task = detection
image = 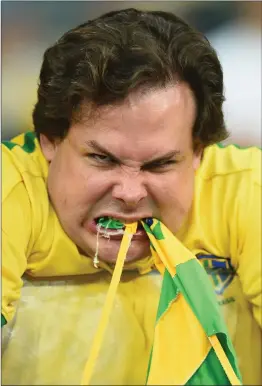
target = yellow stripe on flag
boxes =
[81,223,137,385]
[147,293,211,385]
[209,335,241,386]
[143,219,196,273]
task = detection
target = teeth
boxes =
[100,229,125,237]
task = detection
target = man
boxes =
[2,8,261,385]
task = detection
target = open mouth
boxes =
[94,216,144,232]
[88,216,149,244]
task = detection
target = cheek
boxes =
[148,166,195,210]
[48,156,114,210]
[47,155,87,211]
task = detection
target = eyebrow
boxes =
[85,140,122,163]
[85,140,183,166]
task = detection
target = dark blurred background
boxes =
[2,1,261,146]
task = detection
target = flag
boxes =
[142,218,242,385]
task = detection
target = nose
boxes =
[112,172,147,208]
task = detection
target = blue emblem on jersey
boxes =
[197,254,236,295]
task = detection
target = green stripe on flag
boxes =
[186,343,228,385]
[187,332,242,384]
[173,259,241,381]
[156,268,179,322]
[145,346,153,383]
[146,269,179,383]
[174,259,229,335]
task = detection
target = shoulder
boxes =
[198,143,261,185]
[193,143,261,257]
[2,131,49,202]
[196,143,261,212]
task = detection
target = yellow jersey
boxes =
[1,132,261,384]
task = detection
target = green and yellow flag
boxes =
[81,219,242,385]
[143,218,242,385]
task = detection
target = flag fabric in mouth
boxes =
[142,218,242,385]
[81,219,242,385]
[97,217,125,229]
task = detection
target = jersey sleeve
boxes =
[2,146,32,324]
[234,149,262,327]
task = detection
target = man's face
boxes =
[41,84,201,264]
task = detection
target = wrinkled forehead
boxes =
[70,84,196,158]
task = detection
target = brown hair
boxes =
[33,8,228,147]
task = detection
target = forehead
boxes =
[70,83,196,156]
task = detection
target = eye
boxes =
[157,160,177,167]
[142,159,177,171]
[87,153,116,164]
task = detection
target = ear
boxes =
[39,134,58,162]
